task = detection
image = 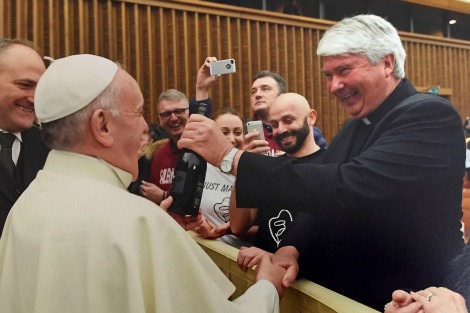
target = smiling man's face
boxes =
[322,53,394,119]
[0,44,45,132]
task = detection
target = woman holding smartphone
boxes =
[192,107,261,248]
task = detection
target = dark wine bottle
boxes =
[168,103,209,216]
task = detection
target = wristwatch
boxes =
[220,147,239,174]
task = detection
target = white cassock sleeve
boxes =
[232,280,279,313]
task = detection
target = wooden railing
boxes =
[2,0,470,141]
[191,232,380,313]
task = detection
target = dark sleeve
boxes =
[236,97,465,217]
[189,98,212,115]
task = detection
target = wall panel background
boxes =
[2,0,470,141]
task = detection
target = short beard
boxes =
[274,117,310,154]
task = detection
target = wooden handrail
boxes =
[191,232,380,313]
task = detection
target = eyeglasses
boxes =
[158,107,189,119]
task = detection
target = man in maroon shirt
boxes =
[141,57,218,205]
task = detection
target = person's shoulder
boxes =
[400,93,456,112]
[146,138,169,160]
[89,192,185,245]
[21,125,50,153]
[21,125,42,139]
[110,191,171,220]
[151,139,172,158]
[389,93,460,125]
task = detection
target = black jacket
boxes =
[0,126,49,234]
[235,80,465,310]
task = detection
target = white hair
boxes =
[317,14,406,79]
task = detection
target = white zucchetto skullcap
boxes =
[35,54,118,123]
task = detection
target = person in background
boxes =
[232,93,324,269]
[141,57,218,205]
[461,139,470,243]
[140,88,189,204]
[0,53,286,313]
[193,107,255,248]
[0,38,49,235]
[282,0,302,15]
[463,116,470,138]
[176,14,465,310]
[148,122,169,141]
[249,70,327,155]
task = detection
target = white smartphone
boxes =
[246,120,265,140]
[209,59,236,76]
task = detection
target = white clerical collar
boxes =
[362,117,371,125]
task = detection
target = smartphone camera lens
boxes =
[226,64,231,69]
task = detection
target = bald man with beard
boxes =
[232,93,325,267]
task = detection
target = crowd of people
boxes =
[0,13,469,313]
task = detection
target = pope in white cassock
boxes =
[0,54,283,313]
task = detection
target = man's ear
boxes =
[90,109,114,147]
[308,109,317,126]
[383,54,395,77]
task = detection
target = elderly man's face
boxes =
[322,54,394,119]
[0,45,45,132]
[110,70,148,180]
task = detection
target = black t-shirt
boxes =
[255,149,324,252]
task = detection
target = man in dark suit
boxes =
[0,39,49,234]
[177,15,465,310]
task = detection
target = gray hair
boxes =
[41,71,122,149]
[317,14,406,79]
[157,89,188,108]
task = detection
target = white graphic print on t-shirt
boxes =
[213,196,230,222]
[268,209,293,247]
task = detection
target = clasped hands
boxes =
[384,287,467,313]
[236,245,301,297]
[161,196,296,297]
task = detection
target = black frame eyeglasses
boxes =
[158,107,189,119]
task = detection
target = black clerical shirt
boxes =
[235,79,465,310]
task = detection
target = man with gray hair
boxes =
[141,57,219,206]
[0,54,285,312]
[176,14,465,309]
